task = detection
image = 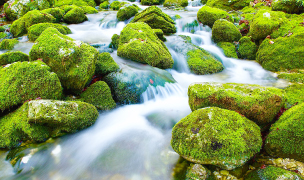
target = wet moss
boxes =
[0,51,29,66]
[197,6,233,28]
[41,8,65,22]
[284,84,304,108]
[163,0,188,8]
[110,34,120,49]
[0,39,19,50]
[81,6,98,14]
[28,23,72,41]
[217,42,238,58]
[237,36,257,60]
[117,4,139,21]
[206,0,252,11]
[63,6,87,24]
[244,166,303,180]
[212,19,242,43]
[95,52,119,75]
[272,0,304,14]
[99,1,109,9]
[153,29,166,41]
[278,71,304,83]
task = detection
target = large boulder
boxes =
[272,0,304,14]
[171,107,262,170]
[256,32,304,71]
[131,6,176,34]
[28,23,71,41]
[237,36,257,60]
[244,166,303,180]
[0,100,98,149]
[0,51,29,66]
[197,6,232,28]
[117,22,174,69]
[117,4,139,21]
[265,103,304,162]
[41,8,65,23]
[29,28,99,94]
[0,61,63,111]
[212,19,242,43]
[95,52,119,75]
[63,6,87,24]
[188,82,286,126]
[206,0,252,11]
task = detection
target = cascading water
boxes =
[0,1,289,180]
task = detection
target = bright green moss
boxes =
[272,0,304,14]
[110,1,127,10]
[284,84,304,108]
[110,34,119,49]
[54,0,96,7]
[95,52,119,75]
[212,19,242,43]
[197,6,233,28]
[0,61,63,111]
[0,32,6,39]
[265,103,304,162]
[63,7,87,24]
[80,81,116,110]
[117,4,139,21]
[131,6,176,34]
[171,107,262,170]
[117,22,174,69]
[256,32,304,71]
[237,36,257,60]
[99,1,109,9]
[244,166,303,180]
[206,0,252,11]
[81,6,98,14]
[0,39,19,50]
[153,29,166,41]
[278,71,304,83]
[41,8,65,22]
[29,28,98,94]
[0,51,29,66]
[188,82,286,125]
[217,42,238,58]
[141,0,162,5]
[28,23,71,41]
[163,0,188,8]
[60,4,79,13]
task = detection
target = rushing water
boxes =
[0,1,289,180]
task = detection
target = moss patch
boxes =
[272,0,304,14]
[99,1,109,9]
[81,6,98,14]
[63,6,87,24]
[41,8,65,23]
[163,0,188,8]
[95,52,119,75]
[212,19,242,43]
[54,0,96,7]
[117,4,139,21]
[284,84,304,108]
[153,29,166,41]
[0,39,19,50]
[28,23,71,41]
[217,42,238,58]
[237,36,257,60]
[110,34,120,49]
[244,166,303,180]
[0,51,29,66]
[206,0,252,11]
[197,5,233,28]
[278,71,304,83]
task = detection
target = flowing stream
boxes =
[0,1,289,180]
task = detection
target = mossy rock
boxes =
[256,32,304,71]
[188,82,286,126]
[41,8,65,23]
[278,70,304,83]
[99,1,109,9]
[110,1,127,10]
[0,61,63,111]
[163,0,188,8]
[95,52,119,75]
[0,39,19,50]
[29,28,98,94]
[81,6,98,14]
[103,64,176,104]
[284,84,304,108]
[117,4,139,21]
[141,0,162,5]
[28,23,71,41]
[265,103,304,162]
[110,34,120,49]
[153,29,166,41]
[80,81,116,110]
[59,4,79,13]
[117,22,174,69]
[185,164,214,180]
[54,0,96,7]
[217,42,238,58]
[197,6,233,28]
[0,99,98,149]
[248,10,287,41]
[244,165,304,179]
[10,10,55,37]
[212,19,242,43]
[63,6,87,24]
[272,0,304,14]
[131,6,176,34]
[0,51,29,66]
[171,107,262,170]
[206,0,252,11]
[237,36,257,60]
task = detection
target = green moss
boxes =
[265,103,304,161]
[212,19,242,43]
[131,6,176,34]
[244,166,303,180]
[278,71,304,83]
[153,29,166,41]
[0,26,5,32]
[0,51,29,66]
[41,8,65,23]
[117,22,174,69]
[172,158,191,180]
[99,1,109,9]
[141,0,162,5]
[185,164,214,180]
[28,23,72,41]
[217,42,238,58]
[117,4,139,21]
[95,52,119,75]
[256,32,304,71]
[63,6,87,24]
[237,36,257,60]
[80,81,116,110]
[29,28,98,94]
[284,84,304,108]
[54,0,96,7]
[272,0,304,14]
[110,1,127,10]
[0,61,63,111]
[163,0,188,8]
[0,32,6,39]
[0,39,19,50]
[188,82,286,125]
[81,6,98,14]
[171,107,262,170]
[206,0,252,11]
[110,34,120,49]
[197,6,233,28]
[60,4,79,13]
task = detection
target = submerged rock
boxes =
[171,107,262,170]
[0,51,29,66]
[244,166,303,180]
[28,23,71,41]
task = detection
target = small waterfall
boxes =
[141,83,184,102]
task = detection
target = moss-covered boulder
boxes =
[10,10,55,37]
[153,29,166,41]
[278,70,304,84]
[54,0,96,7]
[265,103,304,162]
[244,165,304,180]
[0,51,29,66]
[95,52,119,75]
[41,8,65,23]
[110,1,127,10]
[217,42,238,58]
[272,0,304,14]
[99,1,109,9]
[110,34,120,49]
[63,6,87,24]
[28,23,71,41]
[103,64,176,104]
[163,0,188,7]
[0,99,98,149]
[141,0,162,5]
[131,6,176,34]
[197,6,232,28]
[81,6,98,14]
[237,36,257,60]
[0,61,63,111]
[206,0,252,11]
[256,32,304,71]
[188,82,286,126]
[284,84,304,108]
[171,107,262,170]
[0,39,19,50]
[29,28,98,94]
[212,19,242,43]
[117,22,174,69]
[80,81,116,110]
[117,4,139,21]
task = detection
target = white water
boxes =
[0,2,288,180]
